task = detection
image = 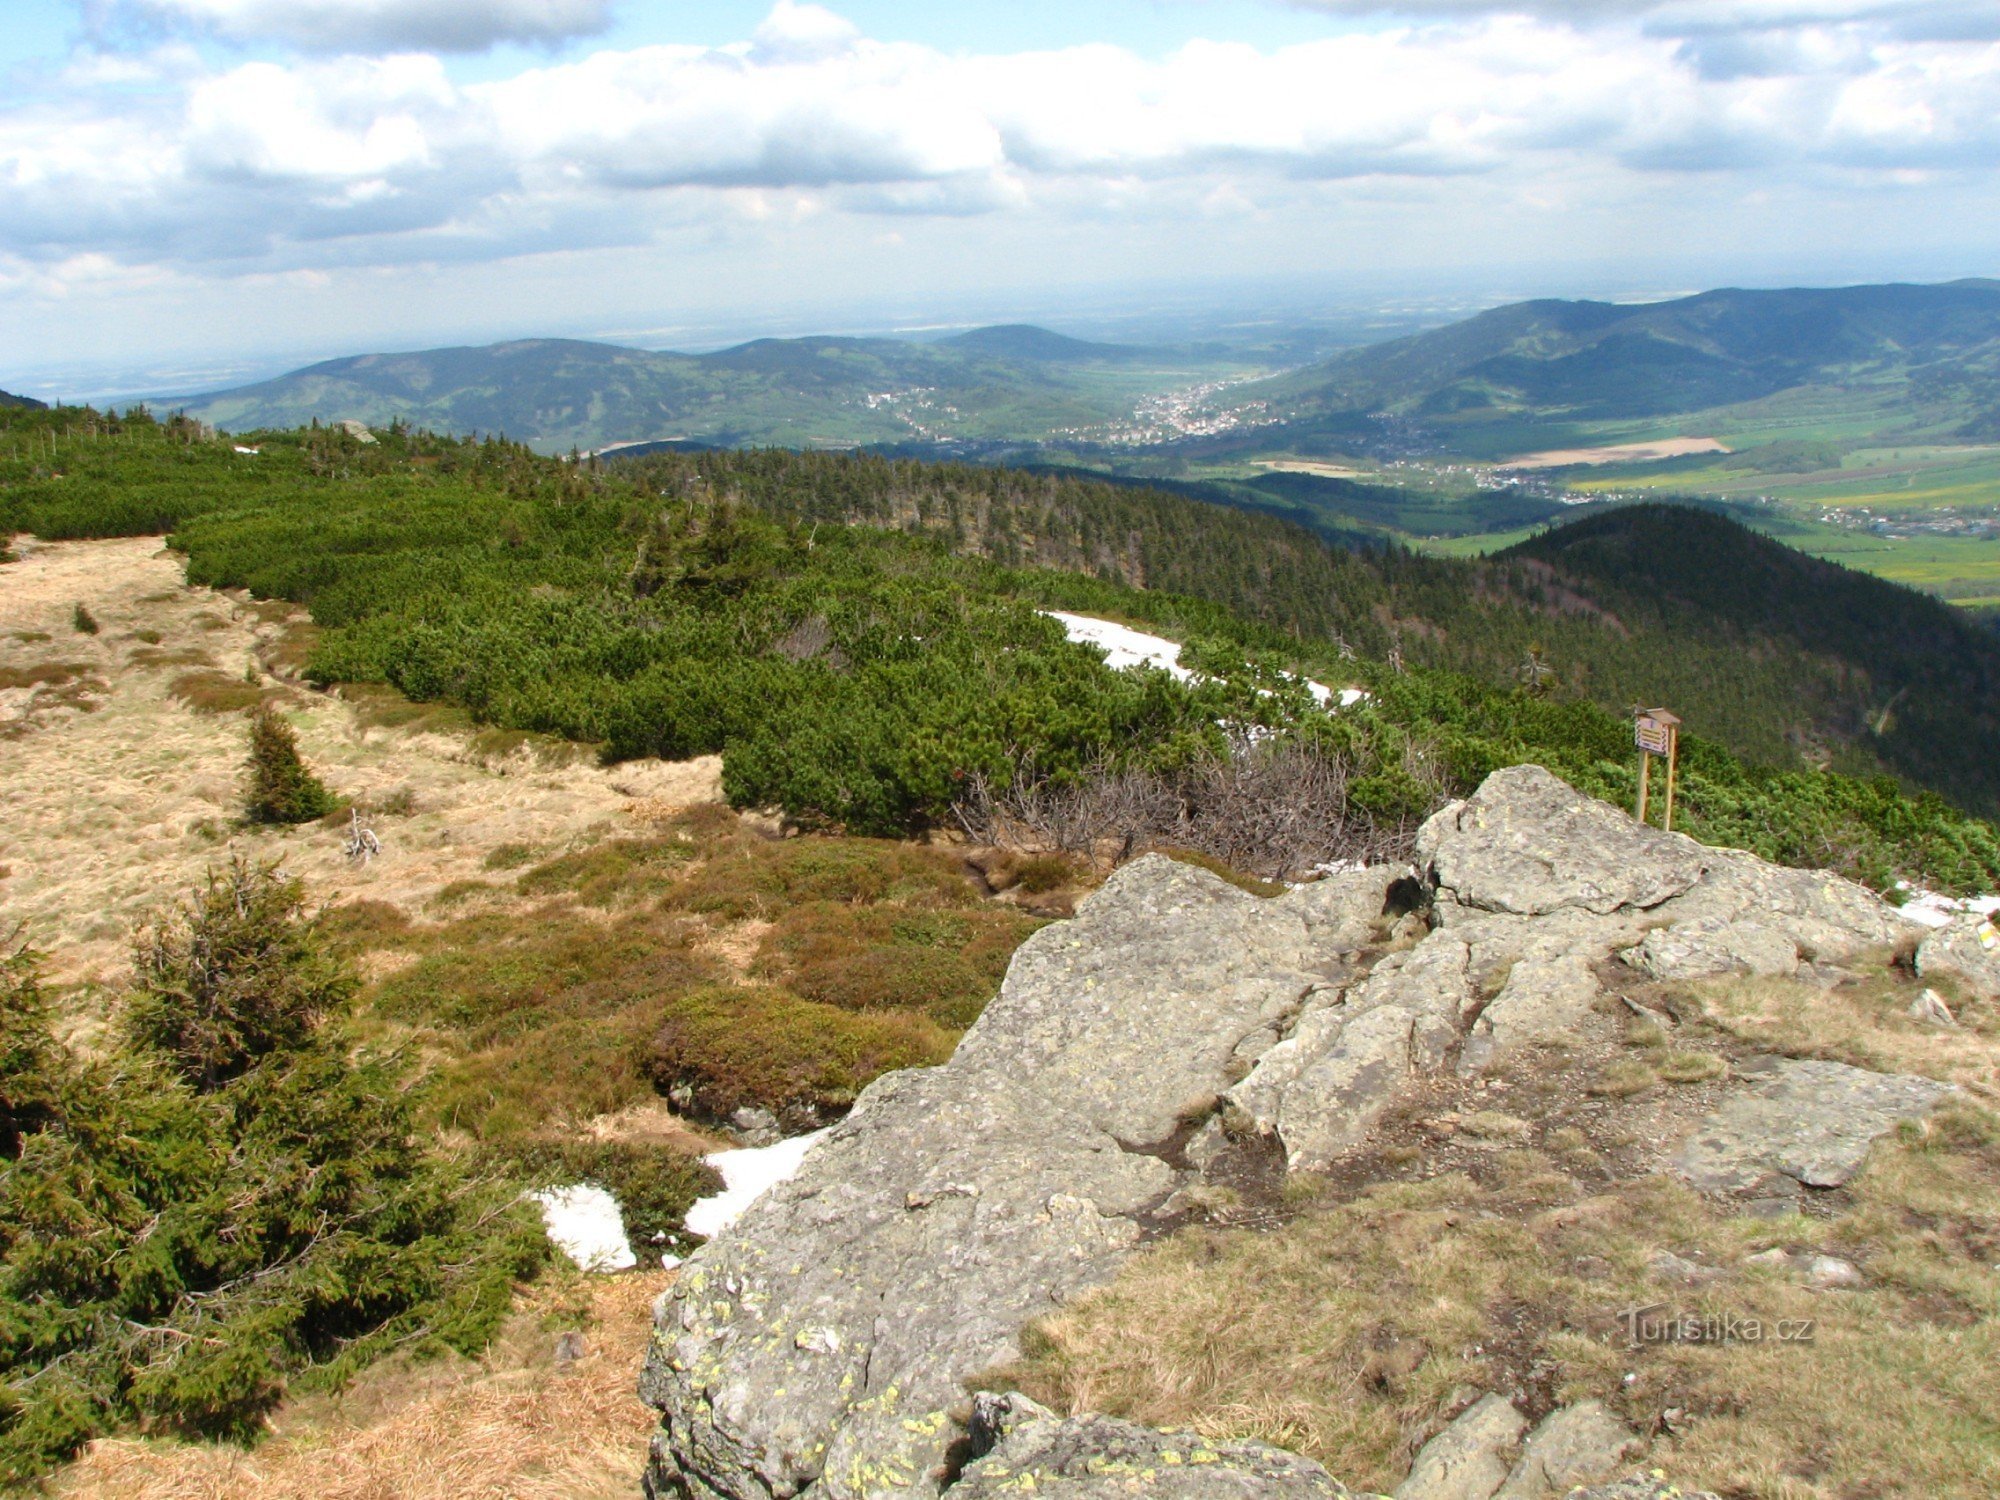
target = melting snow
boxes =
[1041,611,1365,709]
[1041,611,1194,682]
[1895,885,2000,930]
[686,1128,832,1241]
[532,1184,637,1273]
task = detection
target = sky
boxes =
[3,0,1999,398]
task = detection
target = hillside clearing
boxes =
[0,535,722,987]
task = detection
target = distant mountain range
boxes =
[1248,279,2000,427]
[0,389,46,410]
[171,326,1203,452]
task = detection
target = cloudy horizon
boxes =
[4,0,1997,398]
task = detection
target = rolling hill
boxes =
[170,328,1216,453]
[1248,279,2000,427]
[0,389,46,410]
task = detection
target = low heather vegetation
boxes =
[3,406,1995,891]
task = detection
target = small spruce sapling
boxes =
[244,705,336,824]
[125,858,355,1091]
[72,602,98,634]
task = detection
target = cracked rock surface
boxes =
[640,855,1402,1500]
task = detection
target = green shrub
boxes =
[244,706,336,824]
[125,859,356,1091]
[70,603,97,635]
[0,900,545,1486]
[646,984,954,1121]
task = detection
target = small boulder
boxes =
[1915,915,2000,1003]
[1494,1401,1642,1499]
[1394,1393,1526,1500]
[1677,1058,1956,1194]
[1908,989,1957,1028]
[955,1394,1354,1499]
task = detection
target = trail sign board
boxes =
[1635,709,1679,755]
[1633,708,1682,831]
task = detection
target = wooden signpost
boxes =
[1634,708,1681,832]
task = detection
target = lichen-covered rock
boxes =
[640,768,1942,1500]
[641,858,1400,1500]
[1417,766,1704,917]
[1676,1057,1957,1194]
[1915,913,2000,1002]
[953,1394,1355,1499]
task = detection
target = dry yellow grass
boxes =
[53,1273,673,1500]
[0,536,723,986]
[1687,969,2000,1100]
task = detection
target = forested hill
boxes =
[1503,506,2000,811]
[4,405,1998,886]
[1251,279,2000,424]
[0,389,45,410]
[168,327,1191,452]
[616,451,2000,816]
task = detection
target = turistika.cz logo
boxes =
[1615,1304,1816,1349]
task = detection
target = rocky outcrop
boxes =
[1493,1402,1642,1499]
[641,766,1929,1500]
[1675,1056,1956,1194]
[641,856,1405,1500]
[1393,1394,1525,1500]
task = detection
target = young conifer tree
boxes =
[244,705,335,824]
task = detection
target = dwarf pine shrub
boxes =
[0,884,544,1485]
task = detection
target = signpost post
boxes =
[1634,709,1681,831]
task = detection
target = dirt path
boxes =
[1,535,721,988]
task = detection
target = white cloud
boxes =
[2,2,1998,311]
[129,0,615,53]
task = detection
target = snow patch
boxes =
[1041,611,1194,682]
[1041,610,1366,710]
[532,1184,637,1273]
[686,1128,831,1240]
[1895,884,2000,930]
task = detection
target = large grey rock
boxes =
[1493,1402,1641,1499]
[953,1394,1354,1499]
[1676,1057,1957,1194]
[1393,1393,1525,1500]
[1417,766,1704,917]
[1638,848,1914,975]
[641,857,1399,1500]
[1624,916,1799,983]
[1916,914,2000,1002]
